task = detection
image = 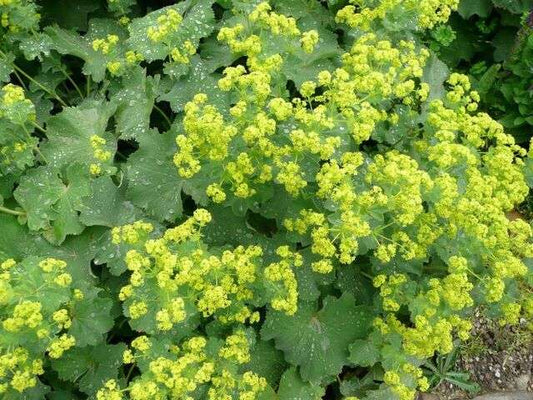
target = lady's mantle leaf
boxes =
[261,293,373,383]
[277,367,325,400]
[51,343,126,395]
[110,67,159,140]
[79,176,138,227]
[13,164,91,244]
[125,130,185,222]
[69,285,117,347]
[127,0,215,62]
[41,100,116,169]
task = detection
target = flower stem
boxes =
[0,205,25,217]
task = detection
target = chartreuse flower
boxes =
[170,4,533,398]
[0,257,82,395]
[0,0,40,34]
[98,332,266,400]
[112,210,298,333]
[0,1,530,400]
[336,0,459,31]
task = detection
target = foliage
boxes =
[427,0,533,142]
[0,0,532,400]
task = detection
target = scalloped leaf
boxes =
[261,293,373,383]
[40,100,116,169]
[125,129,185,222]
[110,67,159,139]
[51,343,126,395]
[127,0,215,62]
[69,284,117,347]
[13,164,92,243]
[277,367,325,400]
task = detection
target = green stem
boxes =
[31,121,47,135]
[125,364,135,382]
[57,64,84,99]
[153,104,172,128]
[0,205,25,217]
[12,69,28,91]
[14,64,68,107]
[22,125,48,164]
[360,271,374,280]
[0,49,69,108]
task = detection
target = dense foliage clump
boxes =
[0,0,532,399]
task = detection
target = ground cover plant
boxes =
[0,0,532,399]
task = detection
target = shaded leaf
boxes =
[262,293,373,382]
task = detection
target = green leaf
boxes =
[41,100,116,169]
[40,0,101,30]
[272,0,335,30]
[261,293,373,383]
[0,52,14,82]
[79,176,138,227]
[18,32,53,60]
[336,265,375,305]
[159,56,230,113]
[5,256,72,313]
[457,0,492,18]
[492,27,519,62]
[69,285,116,347]
[51,343,126,395]
[127,0,215,62]
[492,0,531,13]
[202,205,256,247]
[125,130,185,222]
[348,339,380,367]
[277,368,325,400]
[0,214,104,282]
[422,55,449,101]
[111,67,159,140]
[245,339,287,386]
[475,64,501,95]
[45,19,125,82]
[14,164,91,243]
[0,122,37,176]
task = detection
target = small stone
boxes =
[417,394,441,400]
[473,392,533,400]
[515,374,531,391]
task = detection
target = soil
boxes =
[433,311,532,400]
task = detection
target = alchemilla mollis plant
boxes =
[0,0,532,399]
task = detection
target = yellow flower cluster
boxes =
[300,29,319,53]
[1,83,26,105]
[102,333,267,400]
[382,364,430,400]
[92,34,119,55]
[264,246,302,315]
[248,2,300,36]
[0,0,40,33]
[175,21,437,212]
[47,333,76,358]
[335,0,459,31]
[174,93,237,178]
[113,210,298,334]
[373,273,408,312]
[90,134,112,176]
[0,348,43,394]
[96,379,123,400]
[111,220,154,244]
[0,257,80,395]
[169,40,196,64]
[147,8,182,42]
[0,83,35,123]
